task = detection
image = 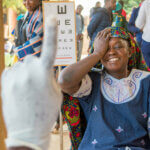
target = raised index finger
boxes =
[40,15,57,69]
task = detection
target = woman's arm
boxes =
[58,29,111,95]
[58,53,101,95]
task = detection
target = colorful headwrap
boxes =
[112,2,122,13]
[89,27,150,71]
[112,13,127,29]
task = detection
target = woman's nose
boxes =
[107,47,116,55]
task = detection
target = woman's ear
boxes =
[128,47,132,58]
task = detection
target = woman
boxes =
[89,27,149,71]
[13,0,43,61]
[59,27,150,149]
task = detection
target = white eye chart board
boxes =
[43,1,77,150]
[43,1,77,66]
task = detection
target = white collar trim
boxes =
[101,69,150,104]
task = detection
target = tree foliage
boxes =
[3,0,26,14]
[119,0,142,14]
[3,0,143,15]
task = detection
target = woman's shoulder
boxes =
[130,69,150,81]
[88,69,102,80]
[88,70,105,88]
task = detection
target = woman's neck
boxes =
[28,6,39,15]
[106,69,130,80]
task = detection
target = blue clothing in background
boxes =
[87,8,112,47]
[77,70,150,150]
[141,40,150,67]
[76,14,84,35]
[14,7,43,61]
[127,7,142,47]
[89,7,101,18]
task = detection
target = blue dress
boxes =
[77,69,150,150]
[14,7,43,61]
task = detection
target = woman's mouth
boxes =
[108,58,119,62]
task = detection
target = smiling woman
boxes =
[101,37,131,78]
[59,27,150,149]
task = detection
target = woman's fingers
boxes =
[96,28,111,40]
[96,31,102,39]
[105,33,111,40]
[102,28,111,38]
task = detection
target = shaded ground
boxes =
[49,124,71,150]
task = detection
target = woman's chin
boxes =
[105,67,123,74]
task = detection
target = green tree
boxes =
[119,0,142,14]
[3,0,26,14]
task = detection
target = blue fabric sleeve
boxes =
[148,89,150,138]
[127,8,141,34]
[87,12,103,39]
[14,19,43,60]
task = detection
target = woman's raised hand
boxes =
[93,28,111,59]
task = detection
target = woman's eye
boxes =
[114,45,123,50]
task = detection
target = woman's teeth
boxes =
[108,58,119,62]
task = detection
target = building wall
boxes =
[0,1,7,150]
[7,8,17,38]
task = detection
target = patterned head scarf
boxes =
[112,2,122,13]
[90,27,150,71]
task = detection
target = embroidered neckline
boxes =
[101,69,150,104]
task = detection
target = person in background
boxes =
[136,0,150,67]
[4,39,14,67]
[112,2,127,29]
[119,0,126,19]
[127,0,145,47]
[76,4,84,61]
[87,0,116,53]
[89,1,101,19]
[13,0,43,61]
[13,13,25,47]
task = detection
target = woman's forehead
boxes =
[109,37,128,45]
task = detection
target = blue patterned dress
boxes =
[14,7,43,61]
[74,69,150,150]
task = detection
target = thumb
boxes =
[40,15,57,69]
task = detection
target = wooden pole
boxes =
[48,0,71,149]
[0,0,7,149]
[59,103,63,150]
[58,67,63,150]
[58,1,70,150]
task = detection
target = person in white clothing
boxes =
[135,0,150,67]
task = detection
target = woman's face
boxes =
[23,0,40,13]
[101,37,131,74]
